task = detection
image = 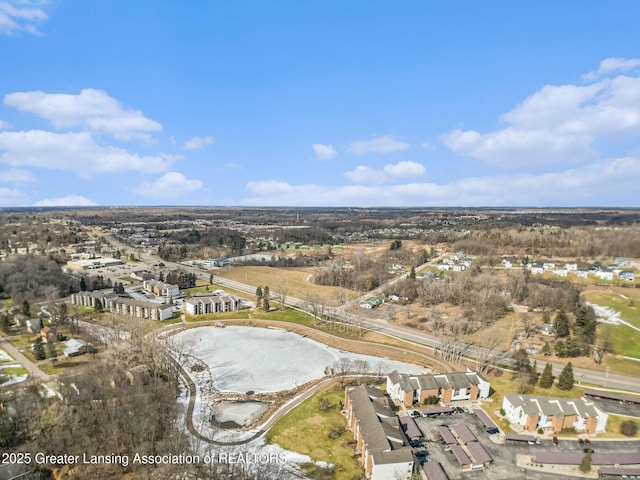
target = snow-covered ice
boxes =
[172,325,429,393]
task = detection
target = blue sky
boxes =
[1,1,640,207]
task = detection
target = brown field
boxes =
[216,265,355,306]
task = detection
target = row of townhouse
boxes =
[502,392,608,434]
[71,291,174,321]
[386,370,491,407]
[185,292,241,315]
[345,384,415,480]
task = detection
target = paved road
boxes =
[0,336,50,382]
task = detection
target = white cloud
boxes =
[243,156,639,207]
[0,129,176,175]
[344,161,426,185]
[583,57,640,80]
[347,135,409,155]
[442,65,640,166]
[33,195,97,207]
[420,142,436,150]
[0,168,36,185]
[4,89,162,140]
[0,1,48,36]
[0,186,28,206]
[312,143,337,160]
[0,119,11,130]
[184,135,215,150]
[133,172,203,198]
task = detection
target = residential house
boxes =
[615,257,631,267]
[386,370,491,407]
[502,392,608,434]
[620,270,635,281]
[453,264,467,272]
[359,296,385,310]
[542,261,555,270]
[63,338,88,357]
[554,268,568,277]
[40,326,57,343]
[345,384,414,480]
[576,269,589,279]
[437,262,451,271]
[26,318,41,334]
[565,262,578,271]
[501,258,513,268]
[596,269,614,281]
[530,264,544,275]
[185,292,241,315]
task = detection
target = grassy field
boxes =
[215,265,356,306]
[584,288,640,329]
[582,288,640,359]
[266,380,363,480]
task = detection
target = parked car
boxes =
[579,439,585,446]
[584,438,591,446]
[553,436,559,446]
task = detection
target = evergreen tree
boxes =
[0,314,10,333]
[557,362,575,391]
[94,298,103,313]
[255,286,263,309]
[554,310,570,338]
[80,276,87,291]
[33,340,46,361]
[579,449,592,473]
[530,360,540,386]
[22,299,31,317]
[159,271,165,282]
[263,286,270,311]
[539,363,554,388]
[409,266,416,279]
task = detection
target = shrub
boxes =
[620,420,638,437]
[499,408,505,416]
[537,428,544,435]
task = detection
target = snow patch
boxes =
[588,303,640,332]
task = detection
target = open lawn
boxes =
[215,265,356,307]
[266,380,363,480]
[583,288,640,329]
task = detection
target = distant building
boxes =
[71,291,173,321]
[564,262,578,271]
[619,270,635,281]
[576,269,589,278]
[531,264,544,275]
[596,269,614,281]
[501,258,513,268]
[185,292,241,315]
[66,257,124,271]
[143,279,179,297]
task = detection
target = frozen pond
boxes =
[211,400,270,428]
[172,326,428,393]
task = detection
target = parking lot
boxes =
[406,407,555,479]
